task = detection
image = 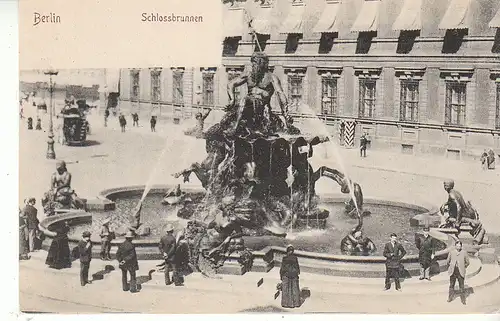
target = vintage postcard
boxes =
[15,0,500,315]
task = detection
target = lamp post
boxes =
[44,70,58,159]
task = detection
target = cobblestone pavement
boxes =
[18,115,500,313]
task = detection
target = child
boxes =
[78,231,93,286]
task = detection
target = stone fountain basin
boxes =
[39,185,454,278]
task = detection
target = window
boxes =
[400,80,419,122]
[202,72,215,106]
[172,70,184,104]
[496,83,500,129]
[445,82,466,126]
[358,79,376,118]
[130,71,140,101]
[227,70,242,103]
[321,77,338,115]
[151,70,161,102]
[288,74,304,112]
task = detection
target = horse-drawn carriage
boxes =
[59,106,89,146]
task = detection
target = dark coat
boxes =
[78,239,93,263]
[116,239,139,271]
[24,204,39,230]
[415,234,436,266]
[383,241,407,269]
[174,241,190,267]
[280,254,300,279]
[159,234,176,263]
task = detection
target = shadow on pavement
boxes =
[92,265,115,282]
[137,269,157,285]
[238,305,289,313]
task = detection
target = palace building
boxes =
[116,0,500,159]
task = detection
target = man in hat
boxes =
[78,231,93,286]
[158,224,177,285]
[116,231,139,293]
[100,218,113,261]
[446,240,469,305]
[383,233,407,291]
[415,226,437,281]
[23,197,39,252]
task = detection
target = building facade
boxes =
[118,0,500,159]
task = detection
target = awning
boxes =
[350,0,380,32]
[438,0,471,30]
[251,7,273,35]
[313,2,341,33]
[280,4,306,34]
[392,0,422,31]
[489,7,500,28]
[223,8,246,37]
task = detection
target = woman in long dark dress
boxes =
[45,221,72,269]
[280,244,301,308]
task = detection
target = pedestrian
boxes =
[132,113,139,127]
[383,233,406,291]
[119,114,127,132]
[116,231,139,293]
[480,149,488,170]
[150,116,157,132]
[158,224,176,285]
[360,133,368,157]
[104,109,110,127]
[27,117,33,130]
[99,218,113,260]
[45,221,72,269]
[78,231,93,286]
[487,148,496,169]
[36,117,42,130]
[447,240,470,305]
[279,244,301,308]
[174,232,190,286]
[415,226,437,281]
[19,209,30,260]
[23,198,39,252]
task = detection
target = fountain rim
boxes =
[39,184,451,263]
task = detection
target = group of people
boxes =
[106,110,158,133]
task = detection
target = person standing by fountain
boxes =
[100,218,113,261]
[174,232,190,286]
[45,221,72,270]
[280,245,301,308]
[446,240,469,305]
[19,210,30,260]
[158,224,177,286]
[78,231,93,286]
[23,197,39,253]
[383,233,406,291]
[415,226,437,281]
[116,231,139,293]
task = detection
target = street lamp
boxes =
[44,70,58,159]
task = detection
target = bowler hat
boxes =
[165,224,174,232]
[125,231,134,238]
[102,217,112,225]
[82,231,91,237]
